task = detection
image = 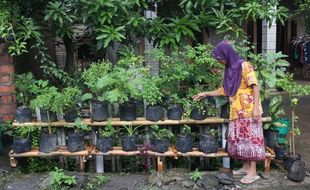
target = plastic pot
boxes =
[287,160,306,182]
[167,105,182,120]
[120,102,137,121]
[262,99,270,117]
[190,108,207,120]
[121,136,137,151]
[15,107,32,123]
[90,100,109,121]
[264,130,278,148]
[146,105,163,122]
[96,136,113,153]
[151,138,170,153]
[220,103,229,118]
[40,110,57,122]
[199,133,218,154]
[67,131,85,152]
[283,153,301,171]
[64,109,79,123]
[39,132,57,153]
[13,137,32,153]
[175,135,193,153]
[274,145,288,161]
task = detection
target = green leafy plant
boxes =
[14,126,37,139]
[73,117,91,132]
[180,125,191,135]
[15,72,37,107]
[141,76,164,106]
[99,120,116,138]
[84,175,109,190]
[150,125,174,140]
[263,95,286,130]
[189,168,203,182]
[121,125,141,137]
[50,167,76,190]
[56,86,82,113]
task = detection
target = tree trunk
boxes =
[63,36,75,75]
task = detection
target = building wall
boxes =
[0,43,16,122]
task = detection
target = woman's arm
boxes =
[192,89,221,101]
[252,84,262,122]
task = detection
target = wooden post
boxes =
[221,123,230,168]
[57,128,68,169]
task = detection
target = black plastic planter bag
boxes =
[40,110,57,122]
[167,105,182,120]
[120,102,137,121]
[176,135,193,153]
[151,138,170,153]
[121,136,137,151]
[190,108,207,120]
[64,110,78,122]
[96,136,113,153]
[13,137,32,153]
[90,100,109,121]
[15,107,32,123]
[146,106,163,122]
[39,132,57,153]
[199,134,218,154]
[67,132,85,152]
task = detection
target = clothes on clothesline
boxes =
[289,36,310,68]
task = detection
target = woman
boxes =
[193,42,265,184]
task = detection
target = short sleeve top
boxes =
[218,61,263,120]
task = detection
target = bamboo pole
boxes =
[292,110,296,157]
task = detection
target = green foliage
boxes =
[99,120,116,138]
[121,125,141,137]
[141,76,164,106]
[21,157,61,174]
[81,60,112,100]
[56,87,82,113]
[83,175,109,190]
[189,168,203,182]
[263,96,286,130]
[74,117,91,132]
[180,125,191,135]
[14,126,37,139]
[50,167,76,190]
[185,44,223,88]
[15,72,37,106]
[150,125,174,140]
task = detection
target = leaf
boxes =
[81,93,93,101]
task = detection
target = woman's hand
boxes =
[192,92,207,101]
[253,105,261,122]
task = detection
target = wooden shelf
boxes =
[12,117,271,127]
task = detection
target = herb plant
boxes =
[99,120,116,138]
[150,125,174,140]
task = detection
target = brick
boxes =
[0,64,14,74]
[0,85,15,94]
[0,55,12,65]
[2,114,14,121]
[1,95,13,104]
[0,75,11,84]
[0,104,16,114]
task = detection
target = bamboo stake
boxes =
[292,110,295,157]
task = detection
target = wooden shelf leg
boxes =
[221,123,230,169]
[80,156,86,172]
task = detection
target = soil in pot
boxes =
[121,136,137,151]
[13,137,32,153]
[15,107,32,123]
[151,138,170,153]
[120,102,137,121]
[39,132,57,153]
[40,110,57,122]
[90,100,109,121]
[264,130,278,148]
[64,109,79,122]
[199,134,218,154]
[167,105,182,120]
[190,108,207,120]
[146,105,163,122]
[287,160,306,182]
[96,136,113,153]
[67,131,85,152]
[175,135,193,153]
[283,153,301,170]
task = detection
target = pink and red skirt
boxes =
[227,118,266,161]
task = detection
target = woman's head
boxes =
[212,41,242,68]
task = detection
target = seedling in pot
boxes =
[150,125,174,140]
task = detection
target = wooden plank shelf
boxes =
[12,117,272,127]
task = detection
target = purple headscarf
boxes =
[212,42,244,97]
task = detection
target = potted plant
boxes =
[12,126,36,153]
[15,72,36,122]
[81,61,112,121]
[165,94,185,120]
[175,125,193,153]
[141,76,164,122]
[96,120,116,153]
[57,87,82,122]
[120,125,141,151]
[199,128,218,154]
[30,80,60,123]
[150,124,174,153]
[65,117,91,152]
